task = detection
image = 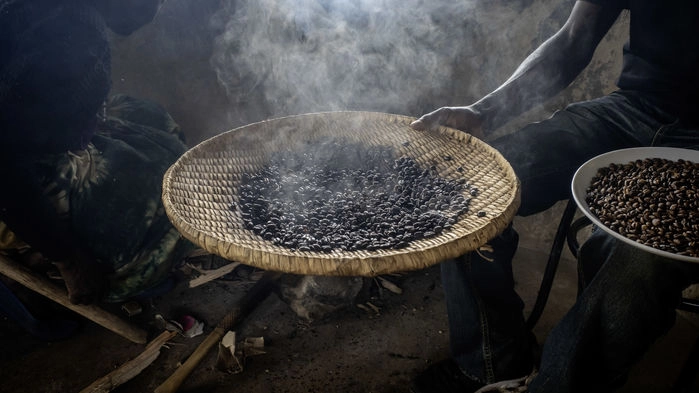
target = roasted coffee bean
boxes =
[586,157,698,257]
[236,139,480,252]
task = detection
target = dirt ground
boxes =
[2,221,699,393]
[3,230,698,393]
[0,262,454,393]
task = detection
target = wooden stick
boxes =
[80,330,177,393]
[0,254,147,344]
[189,262,240,288]
[154,270,282,393]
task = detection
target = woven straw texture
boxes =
[162,112,520,276]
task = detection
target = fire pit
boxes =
[162,111,520,276]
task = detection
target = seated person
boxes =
[410,1,699,392]
[0,0,194,305]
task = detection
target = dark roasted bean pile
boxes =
[586,157,699,257]
[236,140,476,252]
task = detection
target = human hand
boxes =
[410,106,485,139]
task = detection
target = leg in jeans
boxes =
[529,229,699,393]
[441,91,670,384]
[526,117,699,392]
[441,226,534,383]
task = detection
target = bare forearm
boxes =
[409,2,621,138]
[472,32,589,134]
[471,1,622,135]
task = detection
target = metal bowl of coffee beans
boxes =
[572,147,699,263]
[162,111,520,276]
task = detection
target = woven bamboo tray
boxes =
[162,111,520,276]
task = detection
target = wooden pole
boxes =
[0,254,147,344]
[154,270,282,393]
[189,262,240,288]
[80,330,177,393]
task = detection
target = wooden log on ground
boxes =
[80,330,178,393]
[154,270,282,393]
[0,254,147,344]
[188,261,240,288]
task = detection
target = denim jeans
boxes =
[441,90,699,389]
[530,228,699,392]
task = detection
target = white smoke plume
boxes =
[210,0,479,119]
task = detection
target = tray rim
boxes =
[162,111,521,275]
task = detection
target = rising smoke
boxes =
[210,0,482,119]
[208,0,590,131]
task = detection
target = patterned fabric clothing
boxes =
[1,94,194,302]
